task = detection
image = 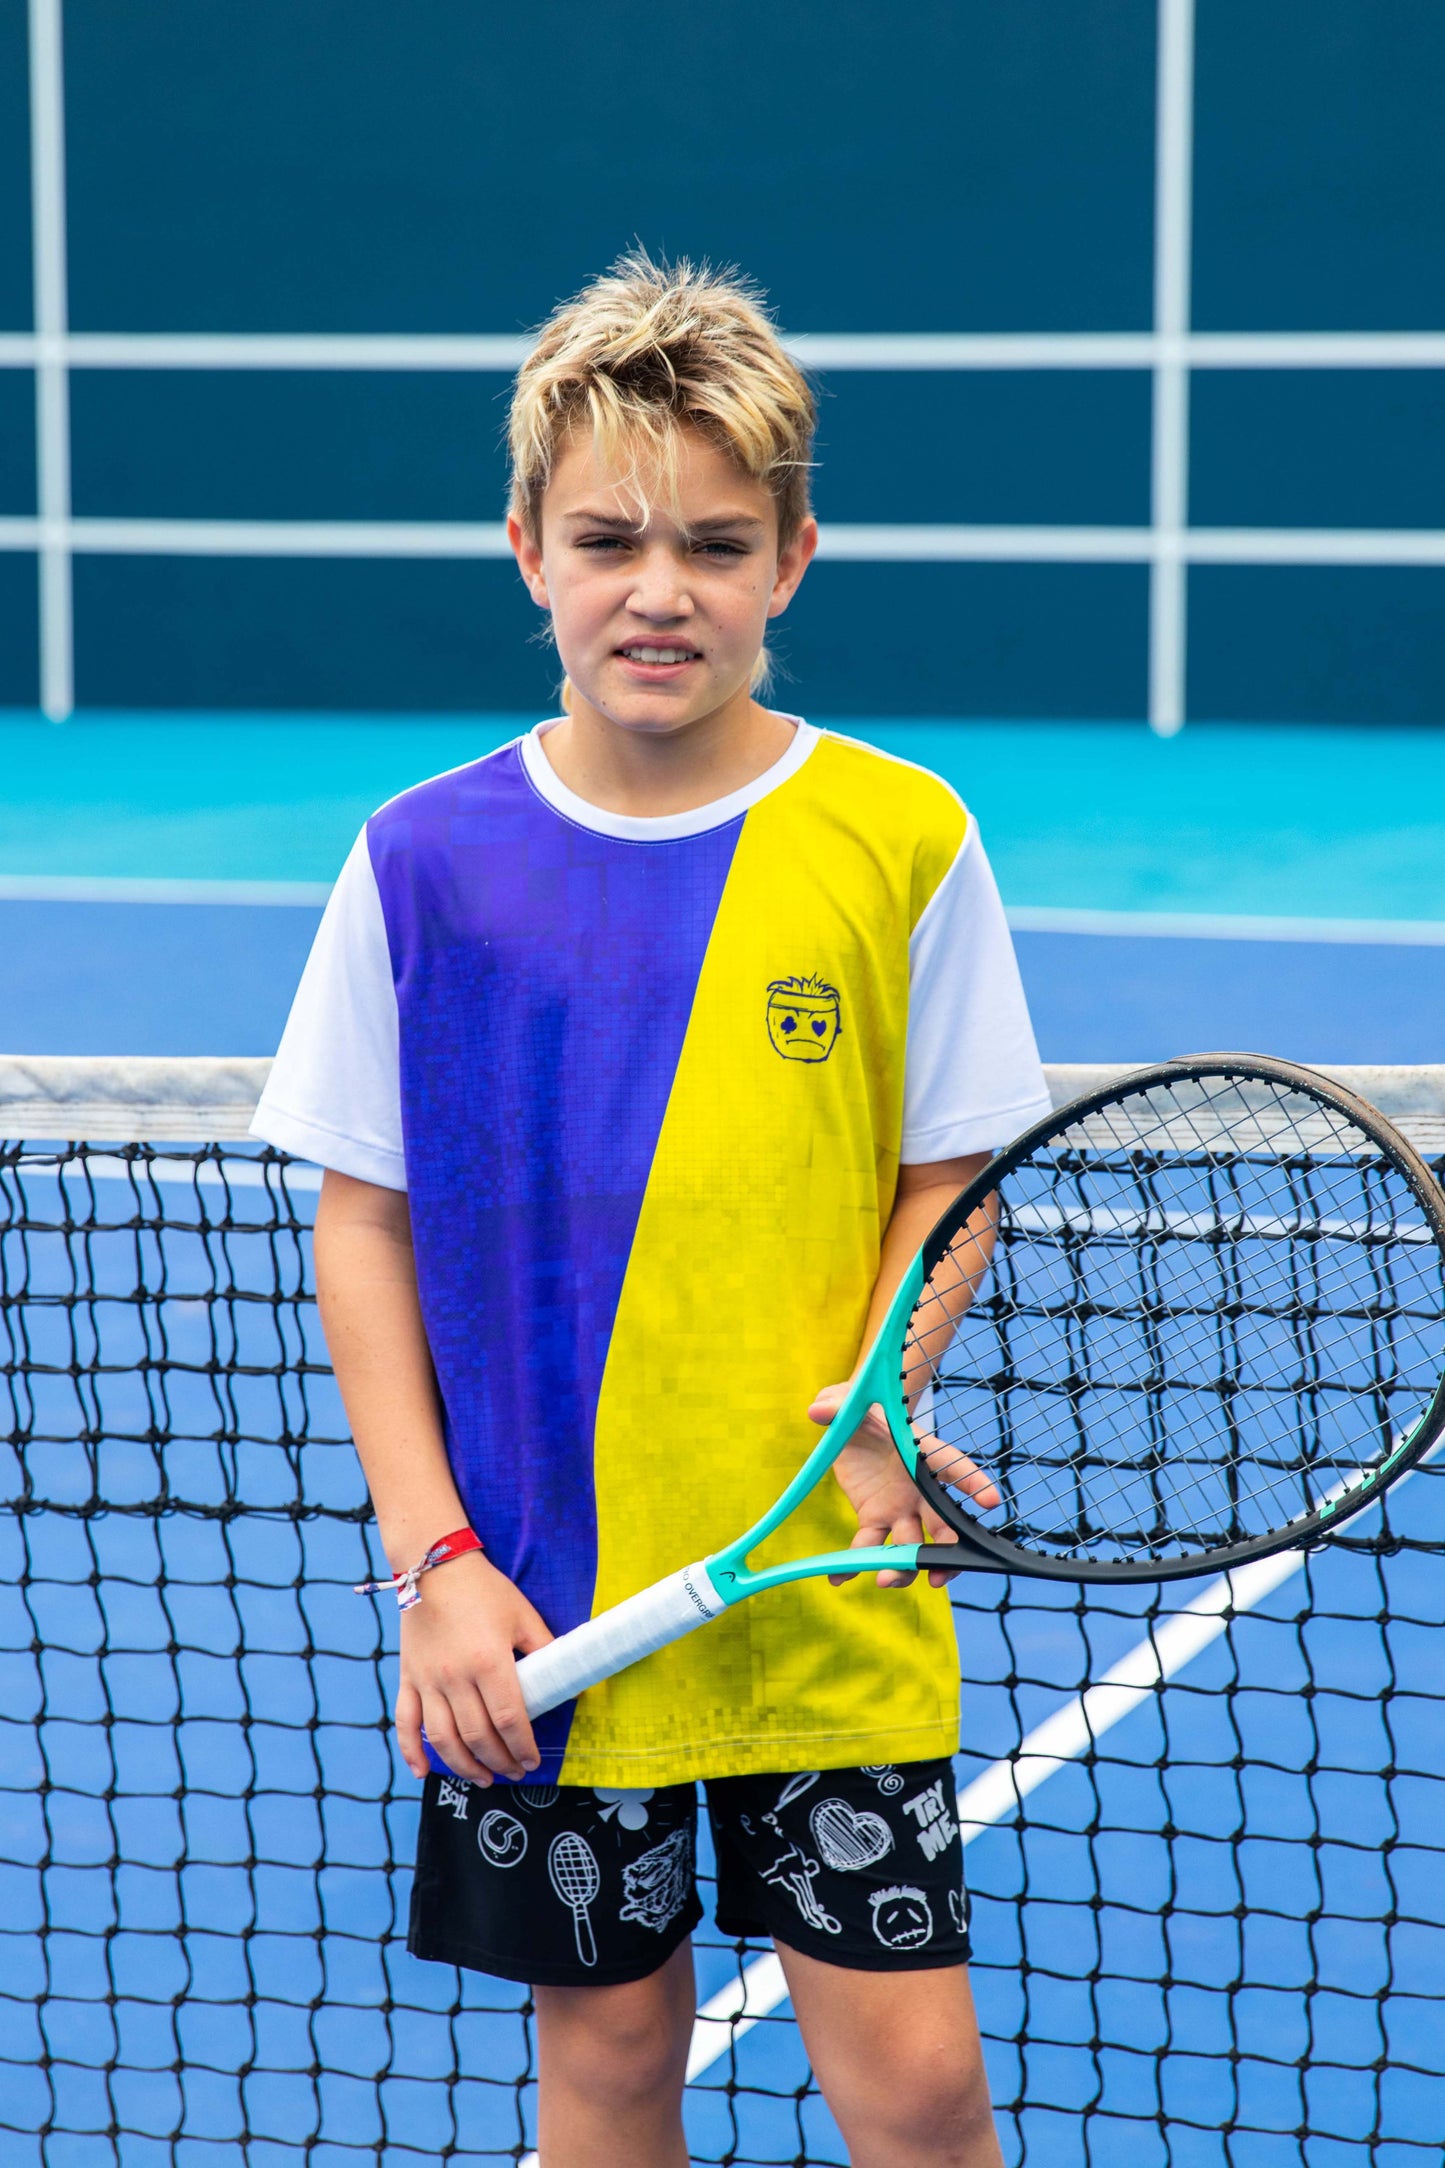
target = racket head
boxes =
[894,1055,1445,1584]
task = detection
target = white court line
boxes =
[0,873,334,905]
[2,876,1440,947]
[1004,904,1445,945]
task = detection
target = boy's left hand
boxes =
[807,1383,1001,1589]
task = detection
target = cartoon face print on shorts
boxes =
[477,1809,528,1868]
[869,1885,934,1951]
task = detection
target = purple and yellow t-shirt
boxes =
[253,720,1051,1786]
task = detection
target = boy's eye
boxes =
[697,540,747,558]
[578,536,630,553]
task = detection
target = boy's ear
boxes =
[767,517,819,620]
[508,514,550,609]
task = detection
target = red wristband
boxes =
[425,1526,483,1568]
[354,1525,483,1610]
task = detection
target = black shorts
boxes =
[409,1758,971,1987]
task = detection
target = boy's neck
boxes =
[537,690,796,818]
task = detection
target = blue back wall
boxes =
[1,0,1442,721]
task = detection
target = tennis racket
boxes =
[514,1055,1445,1720]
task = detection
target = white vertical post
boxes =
[1148,0,1195,737]
[28,0,73,722]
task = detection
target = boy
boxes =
[253,253,1052,2166]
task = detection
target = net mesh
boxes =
[908,1070,1445,1567]
[3,1098,1444,2164]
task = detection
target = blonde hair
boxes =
[508,250,816,548]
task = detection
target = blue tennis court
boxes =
[3,1131,1441,2164]
[2,710,1442,2163]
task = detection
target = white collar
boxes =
[518,715,819,841]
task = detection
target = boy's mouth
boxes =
[615,643,701,677]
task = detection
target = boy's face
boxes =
[509,426,816,735]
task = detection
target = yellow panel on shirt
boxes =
[559,734,970,1785]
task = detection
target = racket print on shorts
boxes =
[503,1056,1445,1728]
[547,1832,601,1967]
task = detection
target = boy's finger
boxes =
[828,1518,888,1586]
[922,1516,963,1588]
[923,1435,1002,1510]
[512,1606,555,1656]
[475,1656,541,1774]
[447,1672,526,1773]
[877,1512,924,1589]
[807,1382,847,1425]
[393,1685,431,1781]
[419,1690,500,1785]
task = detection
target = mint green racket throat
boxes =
[512,1255,930,1722]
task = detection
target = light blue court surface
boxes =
[0,712,1442,1061]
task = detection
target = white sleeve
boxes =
[902,823,1053,1162]
[249,831,406,1189]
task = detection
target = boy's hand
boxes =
[808,1383,1001,1590]
[394,1551,554,1784]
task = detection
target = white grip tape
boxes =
[516,1563,724,1719]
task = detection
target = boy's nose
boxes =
[626,563,695,621]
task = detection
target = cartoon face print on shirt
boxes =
[766,975,842,1063]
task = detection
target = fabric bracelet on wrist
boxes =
[354,1525,483,1611]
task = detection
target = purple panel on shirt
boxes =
[367,742,741,1777]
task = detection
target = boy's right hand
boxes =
[394,1552,554,1785]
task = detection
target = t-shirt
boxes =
[252,719,1052,1786]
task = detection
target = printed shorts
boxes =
[409,1757,971,1987]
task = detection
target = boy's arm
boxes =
[314,1169,551,1785]
[809,1152,1000,1590]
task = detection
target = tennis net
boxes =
[3,1055,1443,2166]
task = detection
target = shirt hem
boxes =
[557,1714,960,1790]
[248,1101,408,1190]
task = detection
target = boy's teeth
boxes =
[623,647,693,664]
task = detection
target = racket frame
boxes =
[899,1052,1445,1585]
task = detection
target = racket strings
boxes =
[978,1170,1426,1546]
[903,1074,1445,1563]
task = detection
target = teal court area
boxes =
[1,713,1443,1062]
